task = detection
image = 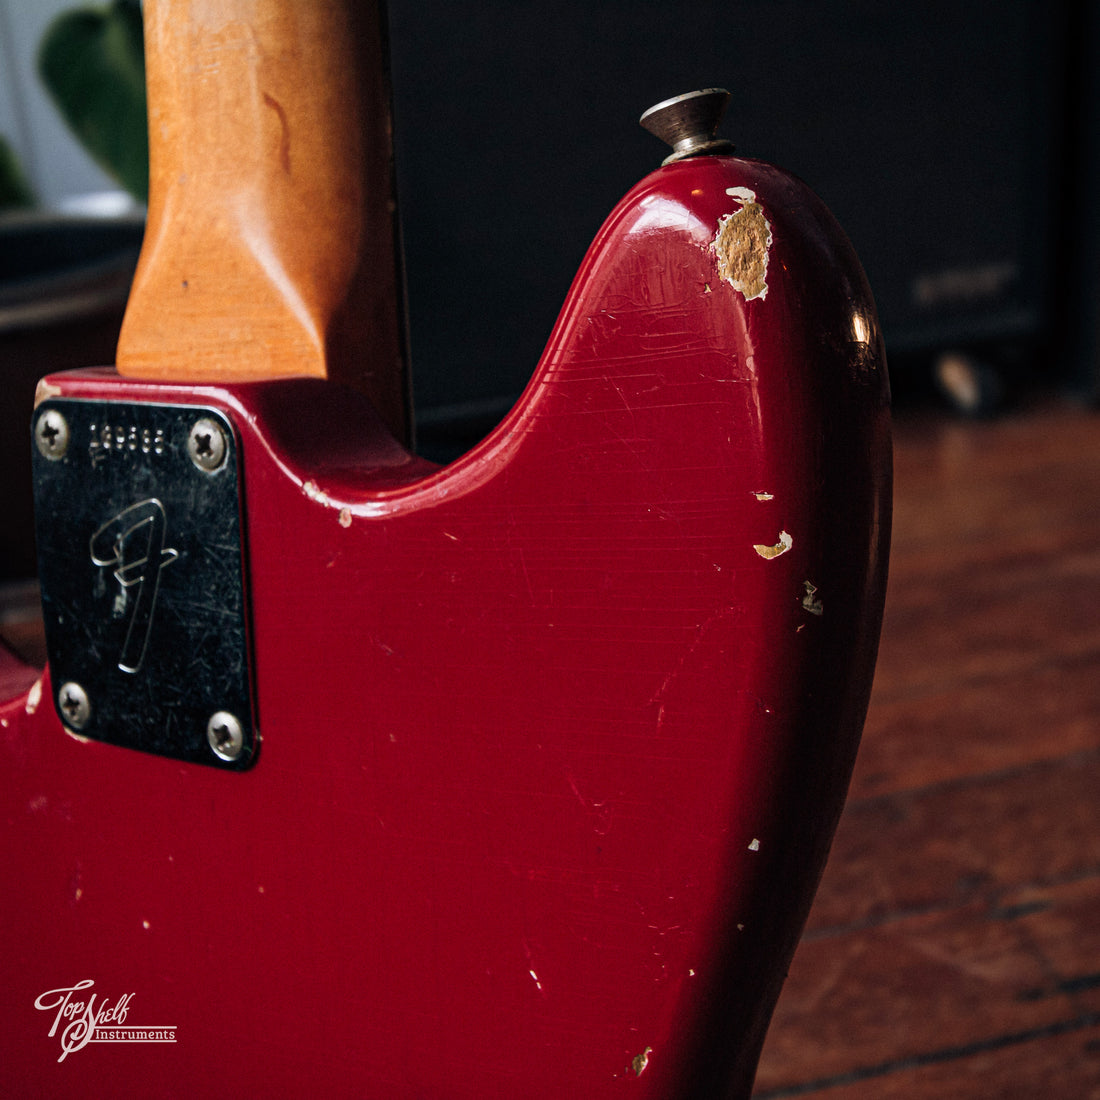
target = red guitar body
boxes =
[1,154,889,1096]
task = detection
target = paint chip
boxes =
[338,507,352,528]
[34,380,63,407]
[25,678,42,715]
[753,531,793,559]
[712,188,772,301]
[753,490,775,501]
[632,1047,653,1076]
[303,479,329,505]
[748,838,761,851]
[801,580,824,616]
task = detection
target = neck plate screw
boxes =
[35,409,71,460]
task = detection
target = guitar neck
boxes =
[116,0,411,445]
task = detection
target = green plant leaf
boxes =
[37,0,148,202]
[0,135,35,209]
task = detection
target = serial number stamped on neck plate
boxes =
[31,398,256,770]
[88,420,168,462]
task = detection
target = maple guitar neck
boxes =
[116,0,411,445]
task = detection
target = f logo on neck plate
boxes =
[90,498,180,674]
[31,398,256,769]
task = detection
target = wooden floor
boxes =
[2,397,1098,1096]
[752,399,1100,1098]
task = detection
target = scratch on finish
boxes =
[650,607,741,731]
[524,941,547,996]
[712,187,772,300]
[754,531,793,559]
[517,547,536,604]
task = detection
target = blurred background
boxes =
[386,0,1098,435]
[4,1,1100,477]
[2,1,1099,1095]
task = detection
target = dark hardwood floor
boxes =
[753,399,1100,1098]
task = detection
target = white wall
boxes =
[0,0,123,208]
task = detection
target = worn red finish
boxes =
[0,155,890,1097]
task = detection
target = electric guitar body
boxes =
[0,5,890,1097]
